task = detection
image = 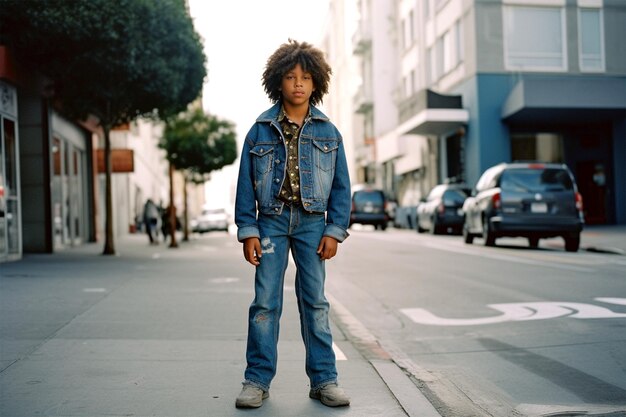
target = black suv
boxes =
[462,162,584,251]
[349,188,389,230]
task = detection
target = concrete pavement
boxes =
[0,232,440,417]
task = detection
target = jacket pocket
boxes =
[250,146,274,176]
[312,139,338,172]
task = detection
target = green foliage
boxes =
[161,108,238,183]
[0,0,206,127]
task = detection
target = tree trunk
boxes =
[168,162,178,248]
[183,177,190,242]
[102,125,116,255]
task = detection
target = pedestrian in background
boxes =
[142,199,160,244]
[234,39,352,409]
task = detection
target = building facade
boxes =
[340,0,626,224]
[0,53,205,263]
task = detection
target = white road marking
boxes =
[596,297,626,306]
[83,288,107,293]
[401,298,626,326]
[333,343,347,361]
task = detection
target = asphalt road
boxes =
[327,226,626,416]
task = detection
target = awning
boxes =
[502,77,626,124]
[397,89,469,136]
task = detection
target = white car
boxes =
[193,208,229,233]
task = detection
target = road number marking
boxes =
[401,298,626,326]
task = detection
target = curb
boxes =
[327,293,442,417]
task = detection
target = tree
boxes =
[160,108,237,244]
[1,0,207,255]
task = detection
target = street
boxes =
[1,227,625,416]
[328,227,626,416]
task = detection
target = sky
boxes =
[187,0,331,209]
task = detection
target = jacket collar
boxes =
[256,101,329,123]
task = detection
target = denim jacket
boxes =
[235,102,351,243]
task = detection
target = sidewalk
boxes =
[0,234,440,417]
[542,224,626,255]
[579,224,626,255]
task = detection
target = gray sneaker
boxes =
[235,384,269,408]
[309,383,350,407]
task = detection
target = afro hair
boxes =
[262,39,332,106]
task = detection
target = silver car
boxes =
[462,162,584,251]
[193,208,230,233]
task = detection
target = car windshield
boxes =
[500,168,573,192]
[442,189,468,204]
[353,191,384,205]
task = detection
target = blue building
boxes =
[351,0,625,225]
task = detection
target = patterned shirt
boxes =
[277,106,308,205]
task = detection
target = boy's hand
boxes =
[243,237,262,266]
[317,236,338,261]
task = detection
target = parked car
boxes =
[417,183,470,234]
[192,208,230,233]
[462,162,584,251]
[349,188,389,230]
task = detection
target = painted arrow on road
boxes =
[401,297,626,326]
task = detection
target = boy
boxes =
[234,39,351,408]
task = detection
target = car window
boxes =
[443,189,468,204]
[353,191,384,205]
[500,168,573,192]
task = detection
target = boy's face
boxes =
[281,63,315,108]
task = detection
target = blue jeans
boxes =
[244,205,337,391]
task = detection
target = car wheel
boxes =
[528,236,540,248]
[463,224,474,244]
[381,222,388,231]
[564,233,580,252]
[482,216,496,247]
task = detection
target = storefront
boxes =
[51,112,90,249]
[0,80,21,261]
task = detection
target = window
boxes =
[443,30,454,74]
[403,71,415,98]
[455,20,464,63]
[436,38,444,78]
[579,8,604,72]
[403,75,409,99]
[511,133,563,163]
[402,10,415,51]
[409,10,414,42]
[503,6,567,71]
[428,47,436,84]
[401,19,407,50]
